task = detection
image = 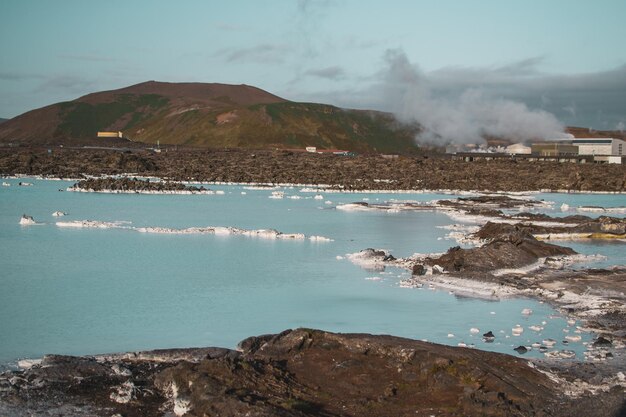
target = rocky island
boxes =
[68,177,214,194]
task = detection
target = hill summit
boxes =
[0,81,419,153]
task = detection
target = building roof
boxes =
[571,138,619,144]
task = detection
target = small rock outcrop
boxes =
[426,224,576,273]
[19,214,35,225]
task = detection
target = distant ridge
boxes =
[0,81,420,153]
[566,126,626,140]
[0,118,7,124]
[77,81,287,107]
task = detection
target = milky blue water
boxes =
[0,179,624,367]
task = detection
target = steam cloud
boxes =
[380,50,568,144]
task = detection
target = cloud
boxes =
[58,54,118,63]
[304,66,345,80]
[563,103,576,117]
[295,51,626,135]
[378,50,568,143]
[493,56,546,77]
[343,37,388,50]
[297,0,333,14]
[36,75,97,94]
[215,22,248,32]
[217,44,291,64]
[0,72,44,81]
[427,62,626,130]
[293,0,336,60]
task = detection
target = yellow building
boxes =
[97,131,123,138]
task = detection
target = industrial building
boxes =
[448,135,625,164]
[530,142,579,157]
[571,138,625,156]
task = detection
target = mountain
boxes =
[0,118,7,124]
[0,81,420,153]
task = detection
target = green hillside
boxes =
[56,94,170,138]
[0,81,420,153]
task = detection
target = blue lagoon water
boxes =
[0,179,624,366]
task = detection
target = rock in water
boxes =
[593,336,613,347]
[19,214,35,225]
[514,345,528,354]
[428,224,576,273]
[412,264,426,276]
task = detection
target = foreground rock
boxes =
[1,329,624,417]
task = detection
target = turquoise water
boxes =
[0,179,624,366]
[534,192,626,268]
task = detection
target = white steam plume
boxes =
[381,50,567,144]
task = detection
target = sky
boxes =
[1,0,625,137]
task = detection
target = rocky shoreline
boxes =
[1,329,625,417]
[1,147,625,192]
[344,196,626,363]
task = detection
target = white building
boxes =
[572,138,625,156]
[505,143,531,155]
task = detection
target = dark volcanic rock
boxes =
[428,225,576,273]
[475,216,626,238]
[457,195,541,208]
[412,263,426,276]
[574,216,626,236]
[514,346,528,354]
[482,331,495,343]
[473,221,570,240]
[1,147,625,192]
[593,336,613,348]
[72,177,208,193]
[3,329,622,417]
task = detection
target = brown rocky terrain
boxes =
[1,329,624,417]
[420,228,577,273]
[70,177,210,193]
[1,147,625,192]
